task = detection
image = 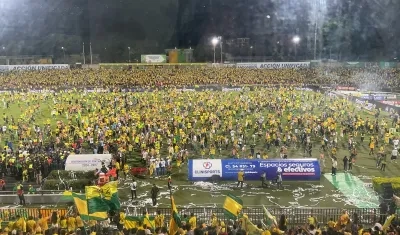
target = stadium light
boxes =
[292,36,300,60]
[211,37,219,46]
[128,47,131,63]
[211,37,219,64]
[61,47,66,63]
[292,36,301,44]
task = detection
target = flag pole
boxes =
[90,42,93,65]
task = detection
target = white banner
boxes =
[141,55,166,63]
[65,154,112,171]
[236,62,310,69]
[7,64,69,71]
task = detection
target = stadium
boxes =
[0,1,400,235]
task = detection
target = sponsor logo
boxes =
[192,160,222,177]
[203,162,213,169]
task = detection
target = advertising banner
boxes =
[236,62,310,69]
[141,55,167,63]
[355,99,376,111]
[188,159,320,181]
[361,95,384,101]
[381,101,400,107]
[6,64,69,71]
[336,86,356,91]
[361,93,397,100]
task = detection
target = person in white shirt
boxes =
[393,138,399,149]
[130,179,137,200]
[391,148,398,162]
[155,159,160,176]
[160,159,166,175]
[331,157,337,176]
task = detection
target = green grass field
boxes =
[0,89,398,208]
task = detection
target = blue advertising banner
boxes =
[188,159,320,181]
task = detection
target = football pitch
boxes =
[0,88,398,209]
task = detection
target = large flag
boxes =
[125,216,140,229]
[169,195,182,235]
[101,181,120,211]
[142,212,156,230]
[85,186,109,220]
[262,205,277,226]
[72,193,89,217]
[223,194,243,219]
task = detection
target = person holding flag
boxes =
[169,190,182,235]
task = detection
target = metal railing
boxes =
[0,190,80,195]
[125,207,385,226]
[0,205,388,226]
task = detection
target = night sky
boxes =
[0,0,399,62]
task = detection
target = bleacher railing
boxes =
[126,207,385,226]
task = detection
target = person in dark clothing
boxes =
[150,184,159,206]
[348,156,353,171]
[343,156,349,172]
[260,171,268,188]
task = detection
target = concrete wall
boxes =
[0,194,62,204]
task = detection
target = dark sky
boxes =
[0,0,399,62]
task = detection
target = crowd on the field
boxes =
[0,67,398,89]
[0,86,400,190]
[0,208,398,235]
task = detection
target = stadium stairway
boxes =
[2,175,41,192]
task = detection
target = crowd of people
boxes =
[0,208,398,235]
[0,67,398,89]
[0,69,399,190]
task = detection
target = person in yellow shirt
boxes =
[67,215,77,232]
[123,163,130,180]
[327,218,336,229]
[237,169,244,188]
[37,214,49,234]
[307,214,318,227]
[35,226,43,235]
[76,213,85,231]
[188,213,197,230]
[210,213,218,227]
[118,211,125,231]
[13,215,26,233]
[340,210,350,226]
[8,217,15,231]
[155,210,164,228]
[59,216,67,230]
[115,160,120,179]
[26,216,37,234]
